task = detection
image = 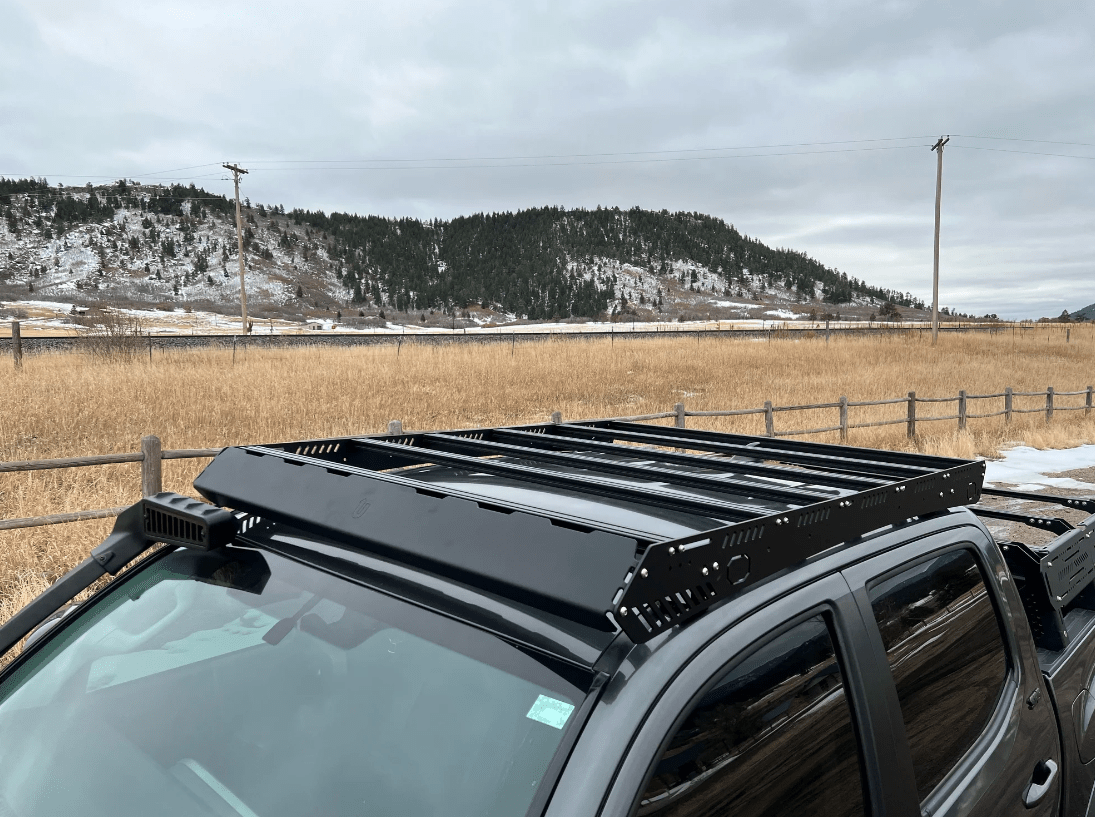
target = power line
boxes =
[1,143,931,184]
[0,190,235,202]
[4,133,1095,190]
[1,137,937,182]
[949,145,1095,161]
[952,134,1095,149]
[0,171,225,180]
[239,143,931,172]
[140,162,224,176]
[241,135,937,165]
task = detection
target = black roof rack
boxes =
[193,420,986,643]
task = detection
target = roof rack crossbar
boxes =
[507,426,886,491]
[543,424,895,487]
[981,487,1095,514]
[587,421,940,479]
[970,505,1075,536]
[349,437,766,523]
[495,427,867,490]
[246,445,659,543]
[600,420,961,471]
[454,429,840,507]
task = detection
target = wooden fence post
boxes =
[1005,387,1013,425]
[551,411,562,424]
[387,420,403,435]
[1087,386,1093,417]
[140,435,162,497]
[907,391,916,439]
[958,390,967,431]
[12,321,22,370]
[675,403,686,429]
[764,401,774,437]
[839,396,848,442]
[1047,387,1054,422]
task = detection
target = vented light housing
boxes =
[142,492,237,550]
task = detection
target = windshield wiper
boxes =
[263,594,322,645]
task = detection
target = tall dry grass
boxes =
[2,325,1093,622]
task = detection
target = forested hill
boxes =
[0,178,924,320]
[294,205,922,319]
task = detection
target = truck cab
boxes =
[2,421,1094,816]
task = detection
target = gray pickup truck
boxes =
[2,421,1095,817]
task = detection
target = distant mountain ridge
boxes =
[297,204,927,318]
[0,178,925,320]
[1070,302,1095,321]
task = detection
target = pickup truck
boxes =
[3,420,1095,817]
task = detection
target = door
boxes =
[599,573,899,817]
[843,526,1061,817]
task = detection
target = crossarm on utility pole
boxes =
[224,163,250,334]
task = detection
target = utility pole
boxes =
[223,163,250,334]
[930,136,949,345]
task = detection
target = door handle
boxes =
[1024,758,1058,809]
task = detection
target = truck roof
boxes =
[193,420,987,649]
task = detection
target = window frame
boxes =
[843,532,1024,816]
[607,574,879,817]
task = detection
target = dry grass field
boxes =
[2,325,1092,625]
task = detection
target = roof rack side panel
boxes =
[194,446,637,631]
[613,457,987,642]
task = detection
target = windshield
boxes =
[0,547,586,817]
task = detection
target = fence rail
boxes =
[1,436,223,532]
[2,383,1092,532]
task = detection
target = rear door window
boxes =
[636,614,867,816]
[867,548,1009,801]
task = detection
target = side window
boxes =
[868,549,1009,801]
[637,615,866,817]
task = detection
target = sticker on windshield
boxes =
[526,694,575,729]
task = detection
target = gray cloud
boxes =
[2,0,1092,317]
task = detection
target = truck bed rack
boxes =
[972,492,1095,651]
[193,420,986,643]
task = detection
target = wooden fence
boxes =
[0,437,221,532]
[2,384,1091,533]
[668,385,1095,440]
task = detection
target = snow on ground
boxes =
[764,309,806,320]
[710,300,754,310]
[0,300,949,337]
[11,300,80,312]
[984,445,1095,491]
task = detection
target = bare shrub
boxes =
[75,309,147,361]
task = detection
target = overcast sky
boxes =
[2,1,1093,318]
